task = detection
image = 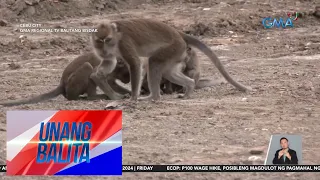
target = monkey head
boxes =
[91,22,122,59]
[185,46,196,62]
[186,46,196,57]
[110,58,130,84]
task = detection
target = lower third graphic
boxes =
[6,110,122,175]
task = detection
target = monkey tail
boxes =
[0,85,63,107]
[196,78,219,89]
[180,32,251,92]
[195,78,225,89]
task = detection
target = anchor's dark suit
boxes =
[272,149,298,164]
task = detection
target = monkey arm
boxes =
[107,79,131,95]
[90,72,126,100]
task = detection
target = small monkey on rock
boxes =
[90,18,251,102]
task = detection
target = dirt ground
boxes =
[0,0,320,179]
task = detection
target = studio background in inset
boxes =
[265,134,302,165]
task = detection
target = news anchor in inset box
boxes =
[272,137,298,164]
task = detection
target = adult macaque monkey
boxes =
[0,52,130,107]
[91,19,251,101]
[90,23,128,100]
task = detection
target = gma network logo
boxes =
[262,12,299,29]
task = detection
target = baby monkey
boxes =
[141,46,226,95]
[162,46,226,94]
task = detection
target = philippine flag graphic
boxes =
[6,110,122,175]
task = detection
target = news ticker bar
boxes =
[1,165,320,173]
[124,165,319,172]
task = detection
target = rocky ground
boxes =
[0,0,320,179]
